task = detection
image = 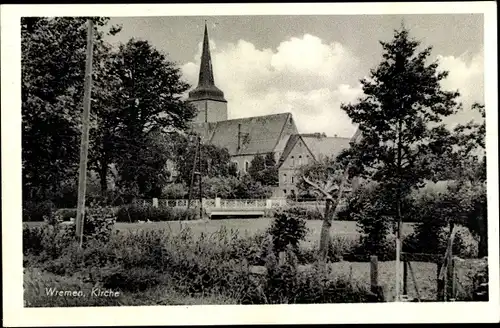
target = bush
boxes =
[23,201,56,222]
[268,208,309,254]
[404,224,478,258]
[116,204,198,222]
[258,245,374,304]
[54,208,77,221]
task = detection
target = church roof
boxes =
[187,23,227,103]
[191,112,297,156]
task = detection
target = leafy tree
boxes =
[234,174,272,199]
[340,27,461,248]
[171,133,237,186]
[249,153,279,187]
[109,39,196,198]
[297,154,354,254]
[248,154,266,183]
[21,17,117,203]
[161,183,187,199]
[263,153,279,186]
[201,176,240,199]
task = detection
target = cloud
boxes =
[181,34,484,137]
[437,50,484,125]
[182,34,362,138]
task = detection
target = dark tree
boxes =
[341,27,461,243]
[109,39,196,197]
[21,17,117,203]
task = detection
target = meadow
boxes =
[24,210,485,306]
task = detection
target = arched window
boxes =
[245,161,249,173]
[291,175,294,184]
[283,174,287,183]
[298,155,302,166]
[291,156,295,167]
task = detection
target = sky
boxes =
[105,14,484,138]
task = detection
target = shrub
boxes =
[268,208,309,254]
[404,224,478,258]
[23,201,56,222]
[54,208,77,222]
[258,246,373,304]
[116,204,198,222]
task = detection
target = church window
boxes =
[291,156,295,167]
[245,161,249,173]
[291,176,294,184]
[298,155,302,166]
[283,174,287,183]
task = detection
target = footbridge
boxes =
[135,198,342,218]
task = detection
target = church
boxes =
[187,24,350,198]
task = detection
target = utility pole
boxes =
[75,19,94,247]
[187,135,199,210]
[198,136,203,219]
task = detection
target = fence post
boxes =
[370,255,384,301]
[436,259,444,301]
[403,259,408,296]
[266,199,272,209]
[215,197,221,208]
[152,198,158,208]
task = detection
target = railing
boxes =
[133,198,345,210]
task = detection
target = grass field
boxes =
[26,218,416,248]
[114,218,416,247]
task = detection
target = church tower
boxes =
[187,23,228,123]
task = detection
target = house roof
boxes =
[190,112,297,156]
[278,133,352,168]
[302,134,351,160]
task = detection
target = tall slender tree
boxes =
[340,27,461,296]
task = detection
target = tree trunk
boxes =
[319,199,333,257]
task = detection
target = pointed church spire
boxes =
[188,21,226,102]
[198,21,215,87]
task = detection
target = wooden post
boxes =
[369,255,385,301]
[403,259,408,296]
[75,19,94,247]
[436,259,444,301]
[451,257,457,301]
[370,255,378,292]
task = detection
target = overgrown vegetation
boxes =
[23,214,374,306]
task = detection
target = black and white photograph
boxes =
[2,2,498,326]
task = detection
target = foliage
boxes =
[21,17,117,203]
[340,27,461,251]
[233,174,273,199]
[104,39,195,198]
[201,176,240,199]
[161,183,187,199]
[23,201,56,222]
[248,153,279,187]
[170,133,237,186]
[24,225,373,305]
[268,208,309,254]
[470,258,489,301]
[296,156,348,200]
[115,204,198,222]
